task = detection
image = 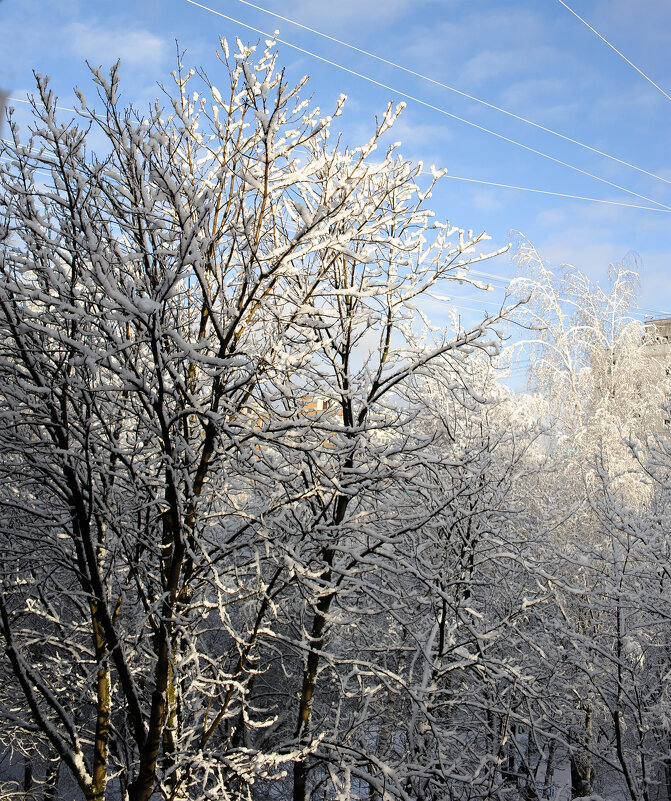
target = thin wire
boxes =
[0,156,56,180]
[635,305,671,317]
[4,157,666,319]
[6,108,667,318]
[0,156,507,316]
[8,96,77,114]
[430,292,506,308]
[184,1,670,212]
[468,270,512,284]
[0,175,495,317]
[4,138,663,215]
[431,172,671,213]
[230,0,671,187]
[555,0,671,102]
[467,267,671,317]
[1,138,41,150]
[7,11,670,212]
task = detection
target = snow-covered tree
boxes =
[511,245,669,468]
[0,39,511,801]
[509,245,671,800]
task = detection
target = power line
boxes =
[5,77,667,322]
[634,305,671,317]
[0,161,507,319]
[5,133,664,216]
[184,1,671,212]
[7,96,77,114]
[429,292,507,308]
[555,0,671,103]
[468,270,513,284]
[229,0,671,188]
[431,173,671,213]
[7,19,670,213]
[0,155,58,180]
[465,267,671,318]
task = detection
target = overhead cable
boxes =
[555,0,671,102]
[425,172,671,213]
[229,0,671,187]
[467,268,671,317]
[4,152,666,319]
[0,155,56,180]
[7,14,670,212]
[4,135,664,215]
[8,96,77,114]
[633,305,671,317]
[184,0,670,212]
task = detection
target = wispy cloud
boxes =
[472,190,505,213]
[529,200,671,312]
[335,104,454,171]
[588,0,671,52]
[278,0,441,33]
[489,78,584,127]
[67,22,167,68]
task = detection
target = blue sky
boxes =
[1,0,670,328]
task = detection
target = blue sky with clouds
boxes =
[1,0,670,326]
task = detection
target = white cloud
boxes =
[269,0,440,33]
[378,113,454,167]
[472,190,505,213]
[593,0,671,53]
[330,101,454,170]
[456,50,523,88]
[67,22,167,68]
[498,78,574,113]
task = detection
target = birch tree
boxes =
[510,245,671,800]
